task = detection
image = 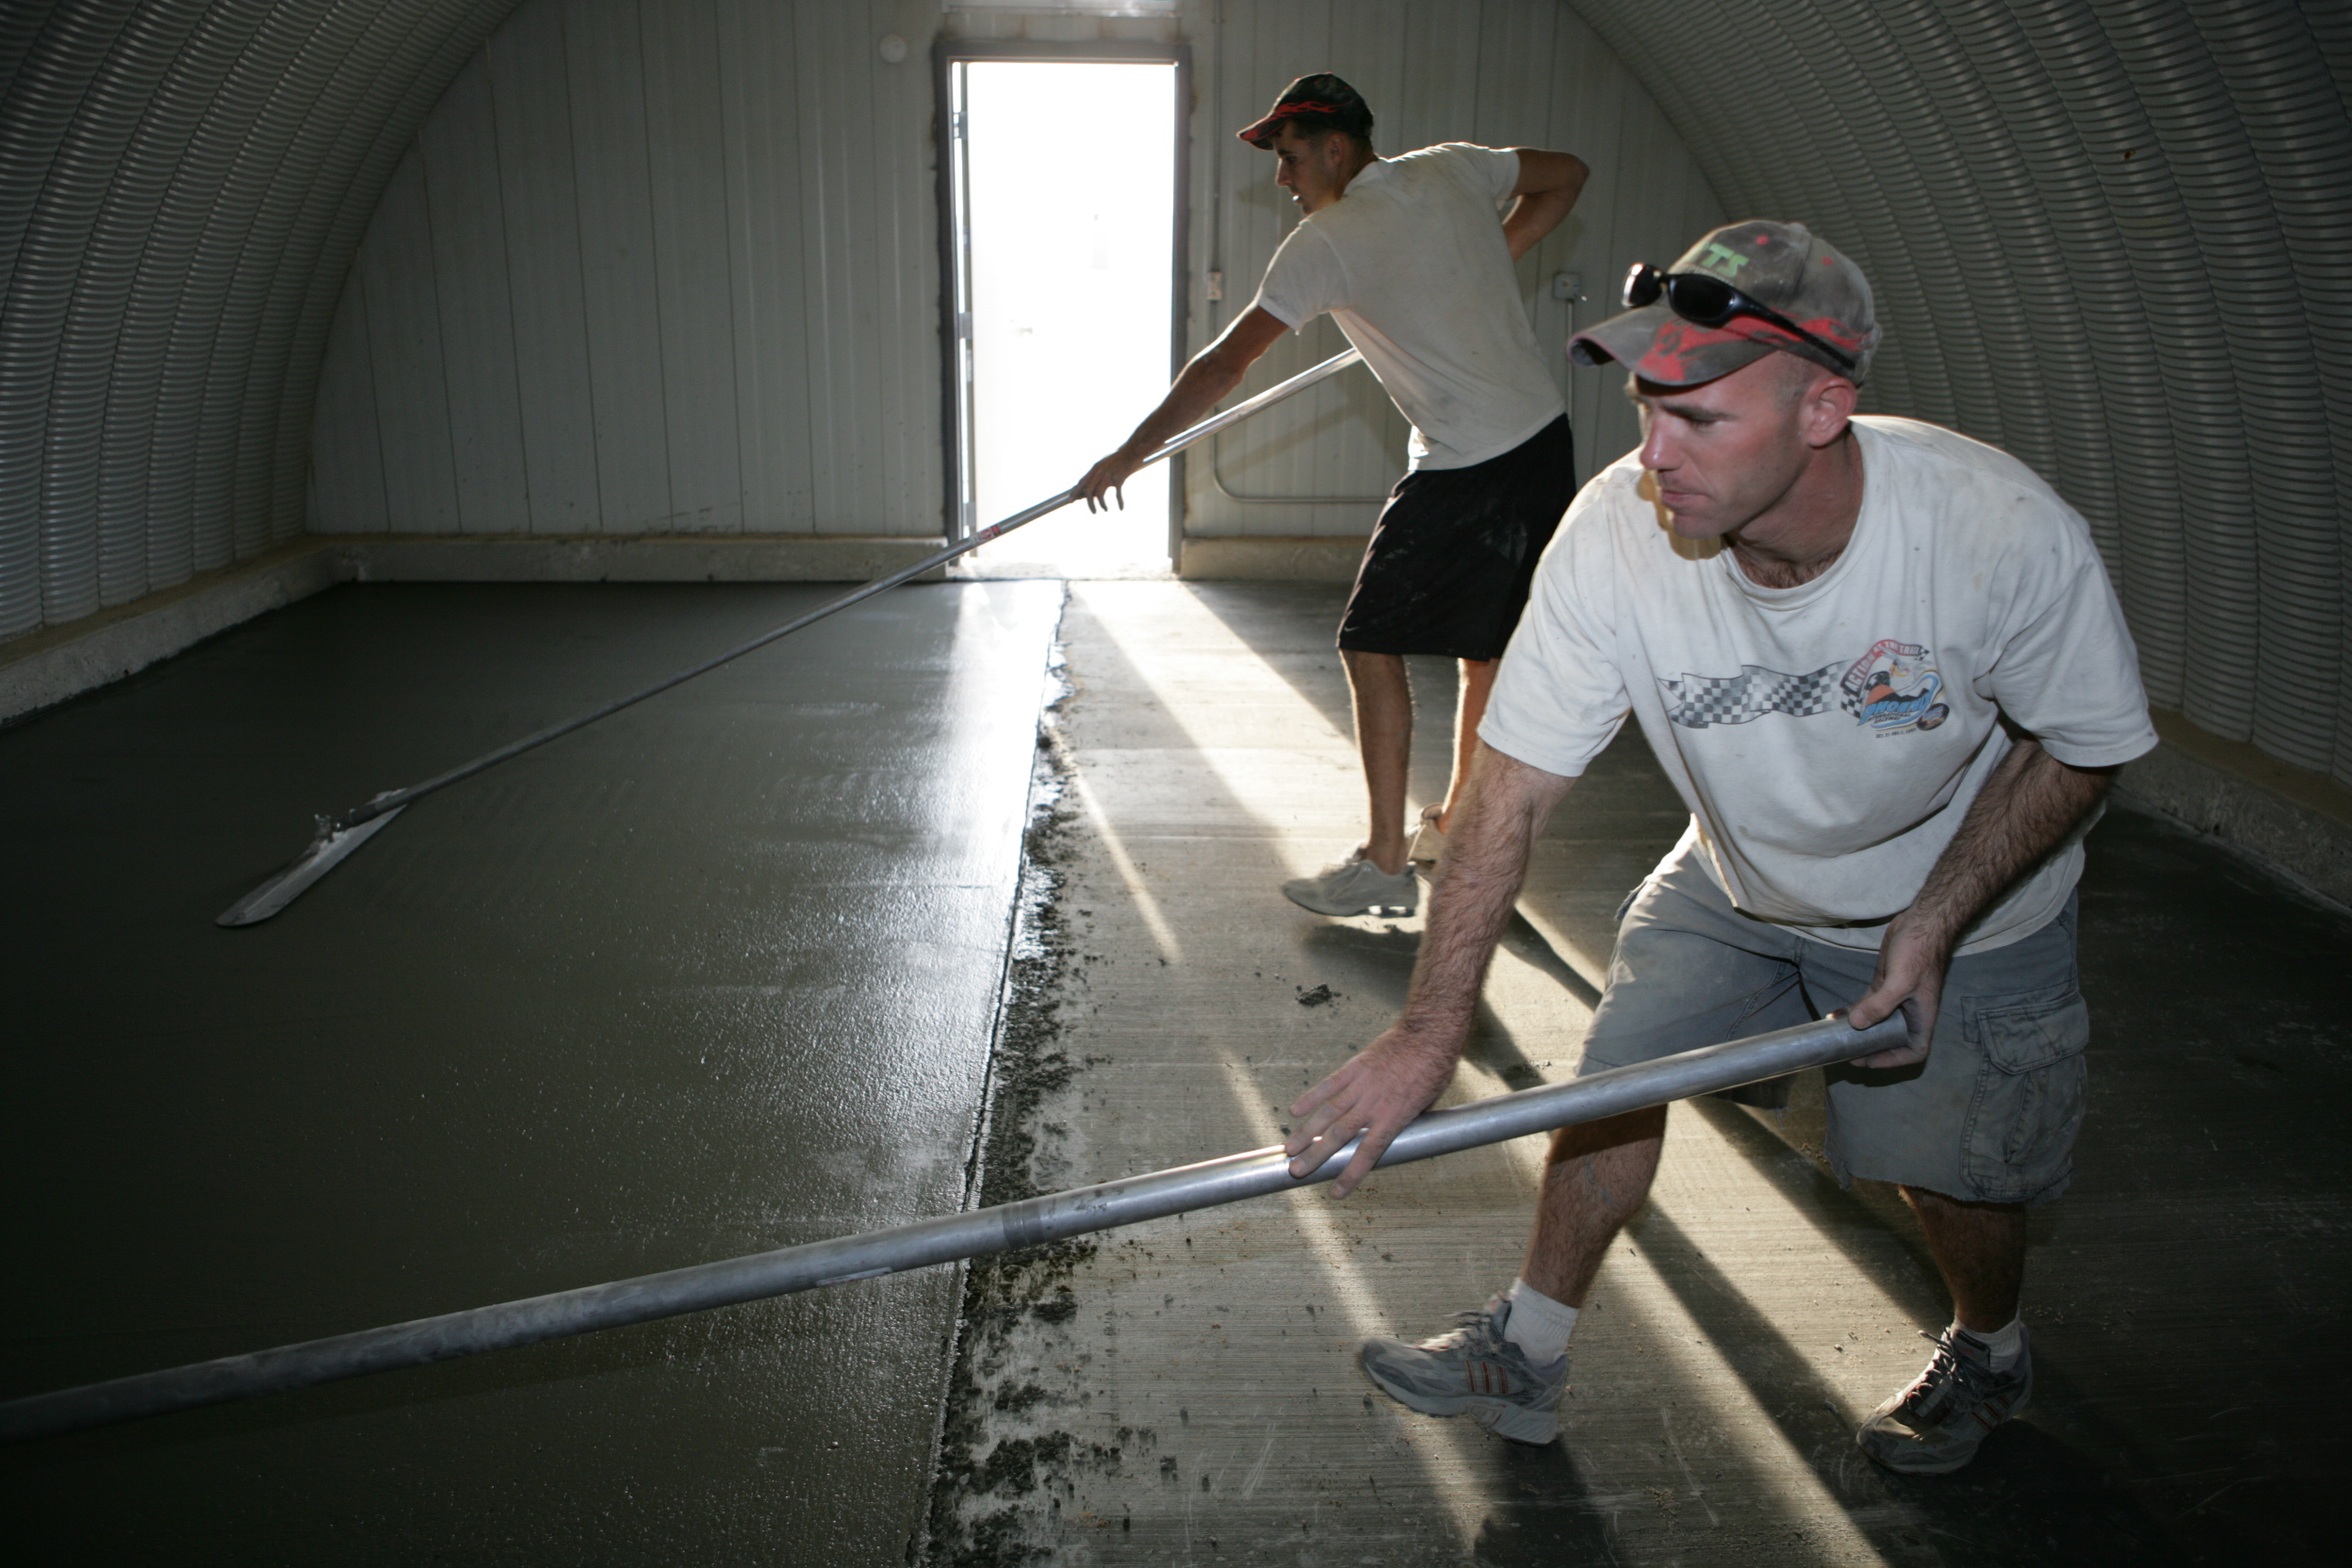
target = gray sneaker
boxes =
[1359,1296,1568,1445]
[1282,855,1417,917]
[1858,1324,2033,1474]
[1409,805,1448,873]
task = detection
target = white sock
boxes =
[1954,1315,2024,1372]
[1502,1278,1579,1365]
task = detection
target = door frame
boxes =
[932,38,1193,559]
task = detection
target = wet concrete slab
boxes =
[927,580,2348,1566]
[1,580,1063,1563]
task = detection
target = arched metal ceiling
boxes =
[0,0,522,640]
[0,1,2347,788]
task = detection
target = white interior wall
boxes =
[310,0,944,538]
[304,0,1721,543]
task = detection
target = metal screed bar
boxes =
[217,349,1367,926]
[0,1011,1899,1444]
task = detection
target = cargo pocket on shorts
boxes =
[1960,983,2089,1203]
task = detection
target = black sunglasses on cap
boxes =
[1624,262,1858,373]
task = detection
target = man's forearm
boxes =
[1113,351,1250,462]
[1905,739,2115,944]
[1398,746,1576,1038]
[1502,189,1575,261]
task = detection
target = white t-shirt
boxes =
[1250,144,1565,471]
[1481,417,2158,955]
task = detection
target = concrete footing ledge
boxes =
[923,582,2344,1566]
[0,535,948,727]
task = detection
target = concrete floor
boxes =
[1,580,1060,1563]
[926,581,2347,1567]
[6,578,2345,1566]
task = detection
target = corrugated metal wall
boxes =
[308,0,1716,544]
[1570,0,2352,785]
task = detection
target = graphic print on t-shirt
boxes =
[1840,639,1951,733]
[1659,638,1951,735]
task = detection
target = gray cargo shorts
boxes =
[1579,840,2089,1205]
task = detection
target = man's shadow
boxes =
[1300,910,1590,1091]
[1298,911,2191,1564]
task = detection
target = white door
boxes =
[950,59,1179,576]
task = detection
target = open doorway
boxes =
[943,52,1184,577]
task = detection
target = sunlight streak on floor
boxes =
[1216,1052,1493,1551]
[1070,770,1184,965]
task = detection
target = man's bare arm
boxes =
[1284,743,1577,1195]
[1500,149,1590,262]
[1847,739,2117,1067]
[1075,306,1290,511]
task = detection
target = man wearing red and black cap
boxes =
[1280,220,2156,1474]
[1078,74,1591,920]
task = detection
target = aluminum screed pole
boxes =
[0,1011,1901,1444]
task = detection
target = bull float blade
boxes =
[217,808,407,927]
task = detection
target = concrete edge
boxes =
[2115,730,2352,915]
[339,532,947,585]
[1178,536,1364,583]
[0,541,348,726]
[0,534,951,725]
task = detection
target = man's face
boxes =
[1268,124,1350,214]
[1629,356,1818,542]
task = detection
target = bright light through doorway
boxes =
[956,60,1177,578]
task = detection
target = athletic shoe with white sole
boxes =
[1857,1324,2033,1474]
[1282,855,1418,917]
[1359,1296,1569,1445]
[1409,804,1448,873]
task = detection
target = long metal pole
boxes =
[218,350,1367,926]
[0,1011,1898,1445]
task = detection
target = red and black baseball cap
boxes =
[1571,220,1882,386]
[1236,73,1374,149]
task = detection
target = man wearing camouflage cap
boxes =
[1280,220,2156,1473]
[1078,74,1590,921]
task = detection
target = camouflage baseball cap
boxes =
[1236,73,1374,149]
[1570,220,1881,386]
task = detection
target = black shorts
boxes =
[1336,415,1576,662]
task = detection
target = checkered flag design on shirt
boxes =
[1659,662,1845,728]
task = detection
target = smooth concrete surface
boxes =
[1,580,1061,1562]
[1,537,951,726]
[926,581,2347,1565]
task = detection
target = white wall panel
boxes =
[641,0,743,532]
[485,0,599,533]
[306,274,389,533]
[314,0,947,538]
[712,0,816,530]
[419,54,531,532]
[563,0,674,530]
[357,147,463,533]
